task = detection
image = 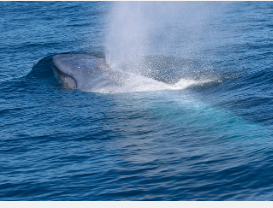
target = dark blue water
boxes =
[1,1,273,200]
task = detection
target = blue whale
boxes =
[52,54,203,93]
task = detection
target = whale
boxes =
[52,54,206,94]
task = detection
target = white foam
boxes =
[86,70,211,94]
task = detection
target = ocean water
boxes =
[1,1,273,201]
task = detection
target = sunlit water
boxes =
[1,2,273,200]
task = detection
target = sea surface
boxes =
[1,1,273,200]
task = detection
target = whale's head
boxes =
[53,54,110,91]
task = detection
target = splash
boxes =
[101,2,221,93]
[105,2,210,67]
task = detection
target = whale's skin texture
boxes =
[52,54,127,92]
